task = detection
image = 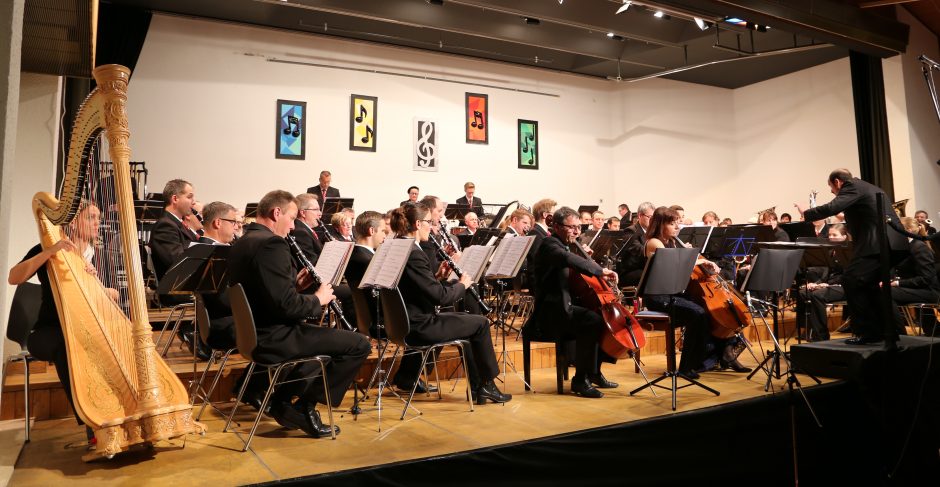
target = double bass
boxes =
[566,242,646,358]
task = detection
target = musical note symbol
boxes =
[471,110,484,129]
[522,133,534,153]
[355,104,367,123]
[283,115,300,137]
[415,121,436,167]
[361,125,374,144]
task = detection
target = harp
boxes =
[32,65,203,461]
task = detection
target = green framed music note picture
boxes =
[276,99,306,160]
[350,94,377,152]
[517,119,538,170]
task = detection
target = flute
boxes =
[286,234,353,331]
[428,233,491,314]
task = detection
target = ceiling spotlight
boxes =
[524,17,541,25]
[694,17,710,30]
[558,0,564,4]
[606,32,614,38]
[615,1,632,15]
[426,0,443,5]
[653,10,664,18]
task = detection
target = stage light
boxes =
[524,17,541,25]
[606,32,614,38]
[694,17,710,31]
[653,10,664,18]
[615,1,632,15]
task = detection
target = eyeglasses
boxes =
[219,218,238,225]
[420,219,434,225]
[558,223,581,232]
[300,207,320,213]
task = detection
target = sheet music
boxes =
[447,245,495,282]
[314,241,354,286]
[359,238,414,289]
[485,235,534,278]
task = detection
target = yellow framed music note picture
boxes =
[465,92,488,144]
[276,99,306,160]
[350,94,377,152]
[518,119,538,170]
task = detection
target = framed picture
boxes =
[465,92,488,144]
[413,117,438,171]
[350,94,377,152]
[518,119,538,170]
[276,99,306,160]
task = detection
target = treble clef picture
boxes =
[413,118,438,171]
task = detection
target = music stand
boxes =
[629,247,719,410]
[445,205,474,221]
[469,227,502,246]
[576,205,599,216]
[780,221,817,242]
[135,199,164,234]
[322,197,354,220]
[588,230,626,266]
[244,203,259,219]
[678,226,713,250]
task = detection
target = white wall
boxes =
[129,15,616,216]
[733,58,860,217]
[2,73,60,359]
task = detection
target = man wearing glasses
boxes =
[617,201,655,286]
[291,193,324,264]
[198,201,239,246]
[524,206,619,399]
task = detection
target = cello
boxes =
[566,242,647,358]
[685,253,752,339]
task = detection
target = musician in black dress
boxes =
[525,206,620,398]
[890,217,939,335]
[390,202,510,405]
[798,169,899,344]
[795,224,850,342]
[228,190,370,438]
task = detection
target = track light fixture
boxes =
[694,17,710,30]
[615,1,632,15]
[524,17,541,25]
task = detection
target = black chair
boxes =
[379,288,474,420]
[190,293,238,421]
[223,284,335,450]
[521,327,569,395]
[2,282,42,442]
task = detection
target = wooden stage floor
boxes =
[5,338,835,487]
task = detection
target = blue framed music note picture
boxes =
[517,119,538,170]
[276,99,306,160]
[349,94,377,152]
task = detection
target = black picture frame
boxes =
[349,94,378,152]
[275,99,306,160]
[518,119,538,170]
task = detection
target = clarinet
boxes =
[428,233,491,314]
[317,219,335,242]
[286,234,353,331]
[438,218,461,251]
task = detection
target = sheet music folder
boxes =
[158,244,230,295]
[448,245,496,282]
[315,241,354,286]
[485,235,535,279]
[358,238,414,289]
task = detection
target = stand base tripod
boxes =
[629,321,718,410]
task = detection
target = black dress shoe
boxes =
[845,336,883,345]
[570,376,604,398]
[300,402,339,438]
[270,401,338,438]
[678,369,700,380]
[587,373,619,389]
[474,380,512,404]
[718,358,752,373]
[396,379,439,394]
[178,330,212,361]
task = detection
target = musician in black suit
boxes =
[150,179,198,281]
[193,201,239,350]
[799,168,901,345]
[390,202,510,404]
[524,206,620,398]
[890,217,939,335]
[290,193,324,264]
[760,211,791,242]
[306,170,340,204]
[616,201,654,286]
[456,181,484,216]
[914,210,937,236]
[795,224,849,342]
[526,199,555,295]
[400,185,419,207]
[228,190,370,438]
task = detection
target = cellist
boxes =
[524,206,619,398]
[643,207,751,378]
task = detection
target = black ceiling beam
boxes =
[651,0,909,57]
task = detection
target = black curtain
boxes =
[849,50,895,200]
[57,3,152,189]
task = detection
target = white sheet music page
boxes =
[486,235,534,278]
[360,238,414,289]
[314,241,354,286]
[448,245,494,282]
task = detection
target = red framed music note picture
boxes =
[518,119,538,170]
[276,99,306,160]
[465,92,488,144]
[350,94,377,152]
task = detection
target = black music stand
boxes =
[786,241,853,343]
[780,221,817,241]
[678,226,713,250]
[322,197,354,220]
[629,247,719,410]
[576,205,599,216]
[244,203,259,219]
[469,227,502,246]
[134,199,164,233]
[588,230,626,266]
[445,205,474,221]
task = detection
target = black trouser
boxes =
[892,287,940,336]
[252,325,371,408]
[796,285,845,341]
[842,256,887,339]
[646,294,711,373]
[555,305,608,378]
[397,313,497,389]
[27,326,82,425]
